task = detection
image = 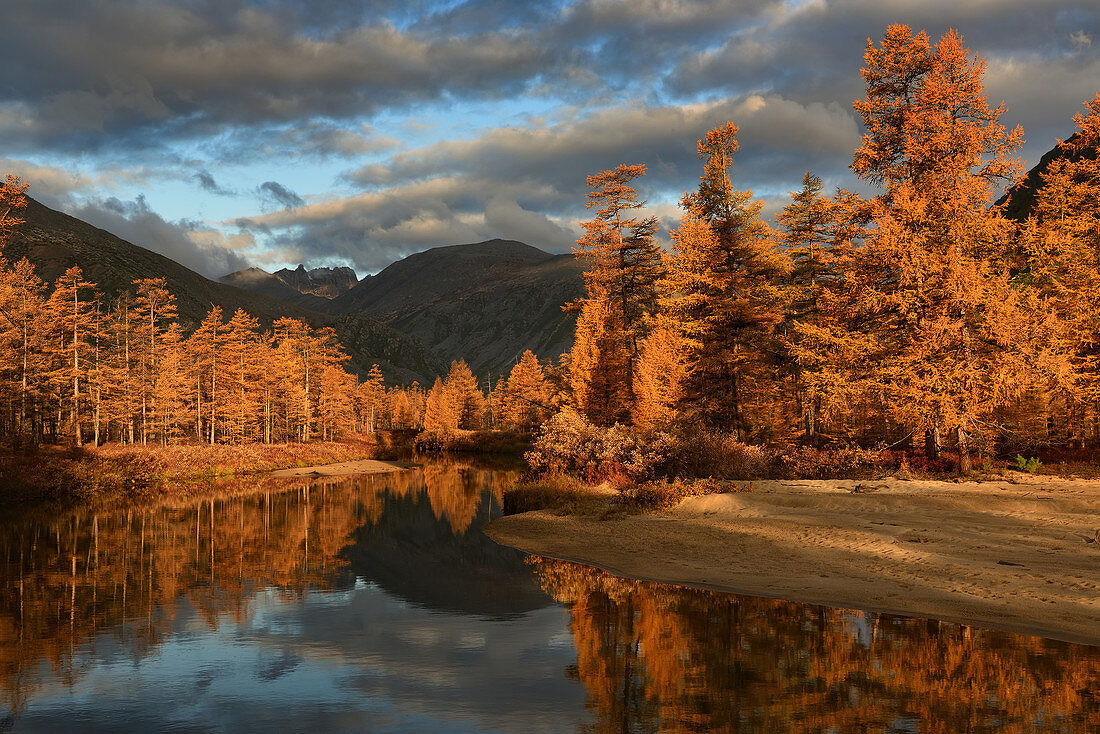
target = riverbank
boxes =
[270,458,412,478]
[486,474,1100,646]
[0,438,389,504]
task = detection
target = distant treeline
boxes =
[0,187,552,447]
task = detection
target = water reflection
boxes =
[530,558,1100,733]
[0,465,584,732]
[1,466,1098,732]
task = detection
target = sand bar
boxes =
[486,474,1100,646]
[269,458,412,478]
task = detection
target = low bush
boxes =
[774,445,894,479]
[1014,454,1043,473]
[524,410,670,483]
[660,427,776,479]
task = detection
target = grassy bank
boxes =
[0,436,384,505]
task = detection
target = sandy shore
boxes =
[269,458,412,478]
[486,474,1100,646]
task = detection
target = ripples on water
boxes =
[0,464,1097,732]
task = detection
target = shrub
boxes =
[775,445,893,479]
[524,410,668,482]
[659,427,775,479]
[1015,454,1042,473]
[502,473,605,515]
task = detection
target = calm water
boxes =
[1,464,1098,733]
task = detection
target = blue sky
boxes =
[2,0,1098,278]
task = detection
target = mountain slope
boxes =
[330,239,584,376]
[6,195,323,325]
[4,195,444,384]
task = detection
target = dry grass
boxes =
[502,473,612,516]
[94,437,381,480]
[503,475,757,517]
[0,436,382,505]
[619,477,754,512]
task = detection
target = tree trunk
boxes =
[957,424,971,473]
[925,425,942,460]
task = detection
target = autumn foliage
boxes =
[5,24,1100,475]
[555,25,1100,472]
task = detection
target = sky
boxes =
[2,0,1098,279]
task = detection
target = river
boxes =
[1,463,1097,732]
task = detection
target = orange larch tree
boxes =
[496,350,553,435]
[1020,92,1100,442]
[132,278,178,444]
[660,123,789,438]
[796,26,1039,469]
[48,266,97,446]
[569,164,662,425]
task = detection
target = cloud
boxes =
[234,94,859,270]
[72,195,252,278]
[0,157,173,209]
[194,170,234,196]
[0,2,564,152]
[351,95,860,200]
[272,121,399,159]
[258,181,305,210]
[4,0,1098,276]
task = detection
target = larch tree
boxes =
[0,258,48,446]
[0,175,27,244]
[48,266,96,446]
[497,350,553,435]
[189,307,225,443]
[776,176,873,442]
[569,164,662,425]
[631,325,689,432]
[423,377,456,432]
[1021,92,1100,440]
[660,123,789,438]
[444,359,485,430]
[799,25,1035,469]
[356,365,386,432]
[567,297,632,425]
[222,308,262,443]
[133,278,177,444]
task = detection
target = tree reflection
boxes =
[0,464,516,715]
[531,557,1100,733]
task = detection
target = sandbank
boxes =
[269,458,412,478]
[486,474,1100,646]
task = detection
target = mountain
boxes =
[273,264,358,298]
[219,267,333,311]
[329,239,585,376]
[221,264,360,307]
[3,195,444,384]
[997,132,1097,221]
